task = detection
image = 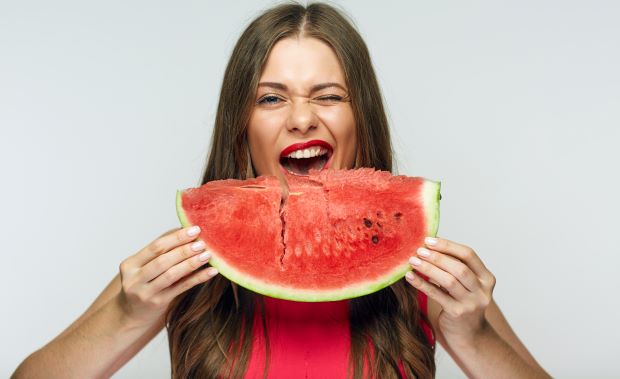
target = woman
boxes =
[13,2,551,378]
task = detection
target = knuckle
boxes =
[425,283,439,297]
[427,251,440,264]
[451,306,465,318]
[122,281,133,295]
[445,277,458,290]
[463,247,476,259]
[161,268,178,284]
[149,239,164,255]
[148,297,164,308]
[151,259,166,274]
[175,230,185,243]
[119,260,130,274]
[181,245,194,260]
[465,303,477,314]
[136,291,150,304]
[187,255,203,270]
[455,265,469,279]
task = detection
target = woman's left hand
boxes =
[405,236,497,346]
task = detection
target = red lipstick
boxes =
[280,140,333,157]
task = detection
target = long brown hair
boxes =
[166,2,436,378]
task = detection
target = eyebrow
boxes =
[257,82,347,92]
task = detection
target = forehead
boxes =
[259,37,346,88]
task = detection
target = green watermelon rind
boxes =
[176,190,191,227]
[175,179,441,302]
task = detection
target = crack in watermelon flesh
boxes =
[176,168,441,302]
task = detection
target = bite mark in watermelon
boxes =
[176,168,441,302]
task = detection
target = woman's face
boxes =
[247,36,357,178]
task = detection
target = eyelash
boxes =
[257,95,344,105]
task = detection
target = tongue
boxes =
[281,155,328,175]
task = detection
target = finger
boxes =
[145,249,213,295]
[159,266,219,302]
[141,239,208,282]
[429,278,442,287]
[409,256,469,299]
[128,226,202,268]
[424,236,493,282]
[405,271,457,310]
[416,247,481,292]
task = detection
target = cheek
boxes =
[324,104,355,129]
[320,107,357,168]
[247,111,285,173]
[322,107,356,142]
[248,112,283,147]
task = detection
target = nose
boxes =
[286,99,319,134]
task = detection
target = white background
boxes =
[1,1,619,378]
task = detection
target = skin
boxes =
[13,36,551,378]
[12,227,215,378]
[248,36,552,378]
[247,36,357,179]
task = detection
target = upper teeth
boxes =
[287,147,328,159]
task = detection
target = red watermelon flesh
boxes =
[176,168,441,302]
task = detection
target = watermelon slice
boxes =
[176,168,441,302]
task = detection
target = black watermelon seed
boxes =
[363,218,372,228]
[393,212,402,219]
[371,235,379,244]
[377,222,382,228]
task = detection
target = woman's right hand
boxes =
[117,225,218,327]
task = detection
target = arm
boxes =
[428,298,551,378]
[407,237,552,379]
[12,287,164,379]
[12,227,218,379]
[483,298,548,373]
[54,273,166,376]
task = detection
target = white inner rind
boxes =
[176,179,442,302]
[423,180,441,238]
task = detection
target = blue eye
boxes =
[258,95,282,105]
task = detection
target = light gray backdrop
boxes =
[1,1,618,378]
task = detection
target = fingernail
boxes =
[192,241,206,251]
[425,237,437,246]
[409,256,422,266]
[187,226,200,237]
[405,272,414,280]
[206,267,218,276]
[199,251,211,261]
[417,247,431,257]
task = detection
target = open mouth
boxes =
[279,146,332,176]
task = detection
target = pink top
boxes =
[243,290,434,378]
